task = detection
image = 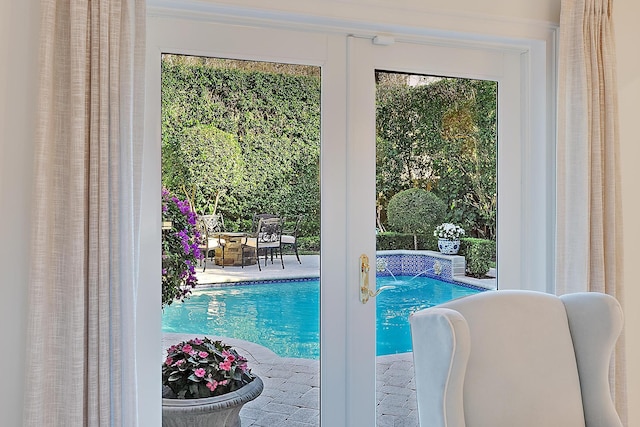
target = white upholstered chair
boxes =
[409,290,623,427]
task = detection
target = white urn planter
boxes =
[162,376,264,427]
[438,238,461,255]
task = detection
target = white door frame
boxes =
[141,6,556,426]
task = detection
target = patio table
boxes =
[211,232,256,266]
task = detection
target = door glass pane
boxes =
[160,54,321,426]
[374,70,497,425]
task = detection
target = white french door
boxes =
[344,36,528,426]
[143,17,351,427]
[142,14,552,427]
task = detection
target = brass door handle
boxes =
[360,254,394,304]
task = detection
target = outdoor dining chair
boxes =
[241,216,284,271]
[281,214,303,264]
[197,213,225,271]
[251,213,280,262]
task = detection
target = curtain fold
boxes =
[557,0,626,423]
[24,0,145,425]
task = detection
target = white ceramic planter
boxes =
[162,376,263,427]
[438,238,461,255]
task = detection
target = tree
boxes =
[376,75,497,239]
[163,124,244,215]
[429,80,497,239]
[386,188,447,249]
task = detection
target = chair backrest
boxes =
[409,290,623,427]
[256,217,282,247]
[252,213,279,233]
[199,213,224,237]
[283,214,303,238]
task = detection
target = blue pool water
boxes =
[161,276,483,359]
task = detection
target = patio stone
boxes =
[288,407,320,424]
[261,401,300,415]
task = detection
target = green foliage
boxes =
[161,57,498,250]
[386,188,446,235]
[162,189,203,307]
[164,124,244,215]
[161,57,321,234]
[376,232,438,251]
[460,237,495,278]
[376,76,497,240]
[297,236,320,253]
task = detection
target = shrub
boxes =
[386,188,446,235]
[298,236,320,253]
[386,188,446,249]
[376,232,438,251]
[162,189,204,307]
[461,237,495,278]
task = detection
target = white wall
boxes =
[0,1,38,426]
[195,0,561,25]
[2,0,639,426]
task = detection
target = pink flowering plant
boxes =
[162,337,255,399]
[162,188,204,307]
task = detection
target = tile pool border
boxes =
[196,276,318,289]
[377,250,495,291]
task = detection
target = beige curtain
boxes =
[24,0,145,425]
[557,0,626,423]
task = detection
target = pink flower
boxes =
[194,368,206,378]
[206,381,218,392]
[238,362,248,372]
[175,359,184,366]
[198,351,209,358]
[191,338,203,345]
[182,344,193,354]
[219,360,232,371]
[164,357,173,366]
[220,379,229,386]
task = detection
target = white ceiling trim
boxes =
[147,0,557,52]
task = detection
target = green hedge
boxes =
[297,236,320,253]
[162,57,321,236]
[376,232,439,251]
[460,237,495,278]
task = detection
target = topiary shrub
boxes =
[386,188,447,249]
[460,237,495,278]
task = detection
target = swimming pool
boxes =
[161,276,483,359]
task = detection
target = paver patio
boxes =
[162,332,418,427]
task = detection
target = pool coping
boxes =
[195,253,496,290]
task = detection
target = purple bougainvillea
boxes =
[162,188,204,307]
